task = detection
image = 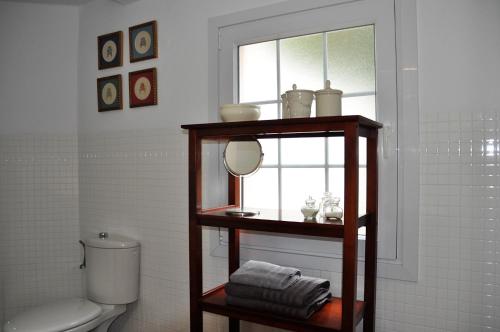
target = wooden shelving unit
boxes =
[181,116,382,332]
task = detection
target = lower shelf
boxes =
[200,285,365,332]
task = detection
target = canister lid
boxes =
[315,80,343,95]
[286,84,314,94]
[85,234,139,249]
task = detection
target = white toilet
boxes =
[3,233,140,332]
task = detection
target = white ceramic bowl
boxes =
[219,104,261,122]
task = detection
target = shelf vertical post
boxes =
[228,174,241,331]
[188,130,203,332]
[342,123,359,332]
[363,130,378,332]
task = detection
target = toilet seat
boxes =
[4,298,102,332]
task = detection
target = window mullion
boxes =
[323,32,329,193]
[276,39,283,211]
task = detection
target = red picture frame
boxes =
[129,68,157,108]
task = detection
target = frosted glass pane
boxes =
[359,167,366,215]
[280,33,323,94]
[258,103,279,120]
[327,25,375,94]
[328,137,366,165]
[359,137,367,165]
[282,168,325,210]
[342,95,376,120]
[281,137,325,165]
[239,41,277,102]
[328,168,367,215]
[260,139,278,165]
[243,168,278,209]
[328,137,344,165]
[328,168,345,210]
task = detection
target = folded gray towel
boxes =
[225,276,330,307]
[229,260,301,290]
[226,292,331,320]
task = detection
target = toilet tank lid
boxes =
[3,298,102,332]
[85,234,140,249]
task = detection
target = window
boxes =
[240,27,373,227]
[208,0,419,280]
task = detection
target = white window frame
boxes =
[207,0,419,281]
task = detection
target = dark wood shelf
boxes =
[198,208,370,238]
[183,115,380,331]
[200,285,365,332]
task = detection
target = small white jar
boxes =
[315,80,343,117]
[284,84,314,118]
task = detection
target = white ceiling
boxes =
[0,0,93,5]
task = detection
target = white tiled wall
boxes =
[0,134,82,327]
[78,129,191,331]
[76,111,499,332]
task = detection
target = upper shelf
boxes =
[181,115,382,139]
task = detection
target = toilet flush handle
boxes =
[99,232,109,239]
[79,240,86,269]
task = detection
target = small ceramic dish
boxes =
[219,104,261,122]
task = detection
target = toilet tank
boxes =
[85,234,140,304]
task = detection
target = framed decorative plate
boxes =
[129,20,157,62]
[97,75,122,112]
[129,68,157,108]
[97,31,122,70]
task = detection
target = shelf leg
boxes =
[342,124,359,332]
[228,228,240,332]
[189,131,203,332]
[363,133,378,332]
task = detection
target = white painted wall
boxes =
[0,1,79,135]
[417,0,500,114]
[77,0,286,134]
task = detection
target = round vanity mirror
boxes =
[223,139,264,177]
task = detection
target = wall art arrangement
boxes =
[129,20,158,62]
[97,75,123,112]
[97,31,123,70]
[97,20,158,112]
[129,68,157,108]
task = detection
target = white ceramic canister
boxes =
[285,84,314,118]
[281,93,290,119]
[315,80,343,117]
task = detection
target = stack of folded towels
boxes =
[225,260,331,319]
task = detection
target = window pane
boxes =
[280,33,324,94]
[328,167,367,215]
[282,168,325,211]
[359,137,367,166]
[243,168,278,209]
[281,137,325,165]
[327,25,375,94]
[359,167,366,215]
[342,95,376,120]
[328,137,345,166]
[257,103,279,120]
[239,41,277,102]
[260,139,278,166]
[328,168,344,211]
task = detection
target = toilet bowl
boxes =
[3,298,125,332]
[3,234,140,332]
